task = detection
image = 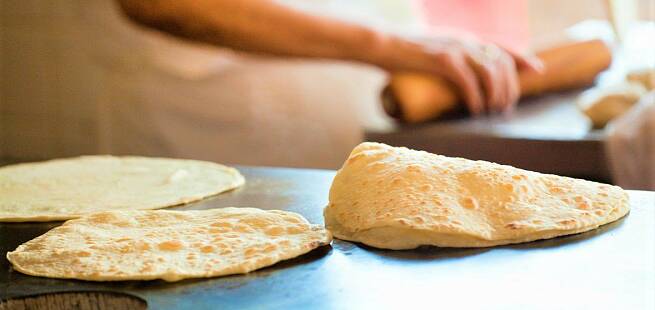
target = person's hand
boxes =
[382,37,543,115]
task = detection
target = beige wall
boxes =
[1,1,101,161]
[528,0,654,47]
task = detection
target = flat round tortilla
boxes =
[7,208,332,282]
[0,156,244,222]
[324,142,630,249]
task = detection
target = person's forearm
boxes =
[116,0,397,66]
[116,0,542,114]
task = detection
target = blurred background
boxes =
[1,0,654,188]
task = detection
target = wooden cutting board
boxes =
[2,166,654,309]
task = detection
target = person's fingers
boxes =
[498,54,521,113]
[426,42,526,115]
[504,54,521,111]
[491,58,511,113]
[466,56,500,113]
[494,61,510,113]
[438,52,484,115]
[480,46,520,113]
[505,48,544,73]
[465,43,512,113]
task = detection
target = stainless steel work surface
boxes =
[2,166,654,309]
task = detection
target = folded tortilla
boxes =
[325,142,629,249]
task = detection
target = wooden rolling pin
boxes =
[382,39,612,123]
